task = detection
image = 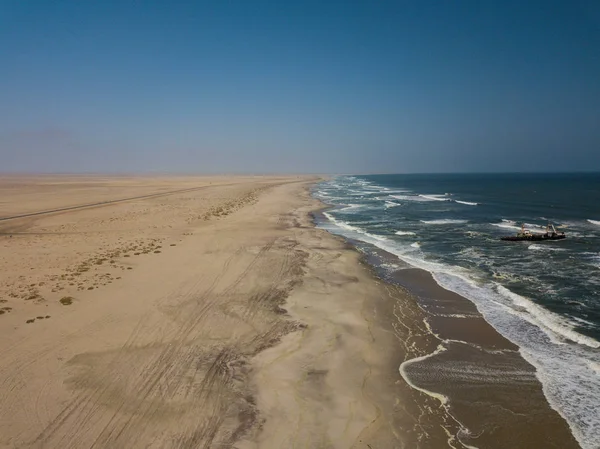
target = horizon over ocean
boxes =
[314,172,600,449]
[340,171,600,176]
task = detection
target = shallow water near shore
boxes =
[314,173,600,449]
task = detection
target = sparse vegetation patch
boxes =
[60,296,74,305]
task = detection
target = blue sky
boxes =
[1,0,599,173]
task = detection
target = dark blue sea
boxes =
[314,173,600,449]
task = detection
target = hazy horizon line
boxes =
[1,170,599,177]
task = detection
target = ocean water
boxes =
[314,173,600,449]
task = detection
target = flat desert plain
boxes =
[0,175,433,449]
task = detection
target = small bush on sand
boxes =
[59,296,74,305]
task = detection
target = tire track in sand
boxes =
[85,241,276,449]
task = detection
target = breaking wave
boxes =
[455,200,478,206]
[421,219,468,225]
[395,230,416,236]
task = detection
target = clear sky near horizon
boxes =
[1,1,599,174]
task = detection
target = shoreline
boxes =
[241,184,460,448]
[0,176,453,448]
[0,175,581,448]
[313,205,581,448]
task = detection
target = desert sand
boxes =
[0,175,435,449]
[0,175,578,449]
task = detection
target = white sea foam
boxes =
[455,200,478,206]
[395,230,416,236]
[422,317,439,338]
[337,204,363,212]
[315,192,345,201]
[385,201,400,208]
[411,242,421,248]
[528,244,567,251]
[434,313,472,318]
[419,194,451,202]
[525,222,547,230]
[588,219,600,226]
[399,344,449,405]
[390,193,452,203]
[390,194,421,201]
[495,285,599,349]
[323,212,387,242]
[456,431,482,449]
[380,262,401,270]
[571,316,596,327]
[421,219,468,225]
[491,222,521,231]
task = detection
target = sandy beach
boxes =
[0,176,579,448]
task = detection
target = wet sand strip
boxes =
[345,239,580,448]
